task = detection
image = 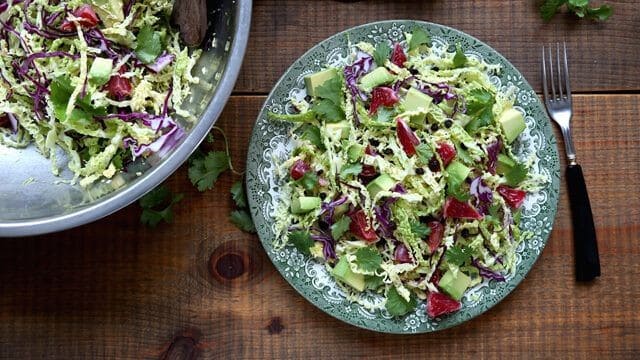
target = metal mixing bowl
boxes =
[0,0,252,237]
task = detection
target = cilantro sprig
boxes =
[312,77,345,123]
[139,185,183,227]
[385,286,417,316]
[540,0,612,22]
[445,245,472,267]
[354,247,383,272]
[408,27,431,52]
[373,42,392,66]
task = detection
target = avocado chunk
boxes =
[325,121,350,142]
[89,0,124,28]
[498,108,526,144]
[332,256,365,292]
[366,174,396,199]
[404,87,432,112]
[88,57,113,86]
[496,153,516,175]
[347,143,365,162]
[291,196,321,214]
[359,67,394,92]
[439,269,471,301]
[446,160,471,187]
[304,68,338,97]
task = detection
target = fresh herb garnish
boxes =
[339,163,363,179]
[373,41,392,66]
[354,247,383,272]
[230,181,247,208]
[445,245,472,267]
[410,220,431,238]
[297,171,318,190]
[540,0,612,22]
[188,151,230,191]
[385,286,417,316]
[415,143,434,165]
[452,42,467,68]
[464,88,496,134]
[229,210,256,233]
[139,185,183,227]
[289,230,315,255]
[312,77,345,122]
[135,26,163,64]
[504,162,528,187]
[408,27,431,52]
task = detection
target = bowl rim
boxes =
[0,0,252,237]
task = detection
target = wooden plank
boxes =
[235,0,640,94]
[0,94,638,358]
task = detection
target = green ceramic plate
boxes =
[246,20,560,333]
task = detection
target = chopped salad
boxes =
[270,29,545,318]
[0,0,205,187]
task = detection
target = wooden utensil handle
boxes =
[566,164,601,281]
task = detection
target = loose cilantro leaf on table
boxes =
[331,216,351,240]
[354,247,382,272]
[139,185,183,227]
[408,27,431,52]
[385,286,417,316]
[188,151,230,191]
[289,230,315,255]
[373,41,392,66]
[445,245,472,267]
[229,210,256,233]
[540,0,612,22]
[230,181,247,208]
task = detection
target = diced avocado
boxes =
[347,144,365,162]
[304,68,338,97]
[496,153,516,175]
[404,87,432,112]
[446,160,471,187]
[366,174,395,199]
[88,57,113,86]
[89,0,124,28]
[359,67,394,92]
[291,196,321,214]
[325,121,350,142]
[498,108,526,144]
[437,98,456,115]
[439,269,471,300]
[332,256,365,292]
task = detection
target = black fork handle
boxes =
[566,164,600,281]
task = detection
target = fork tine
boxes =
[548,46,556,100]
[563,42,571,98]
[556,43,563,99]
[542,46,549,102]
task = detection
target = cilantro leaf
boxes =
[50,76,106,122]
[409,27,431,52]
[364,275,385,290]
[410,221,431,238]
[331,216,351,240]
[385,286,417,316]
[139,185,183,227]
[339,163,363,179]
[504,162,528,186]
[135,26,163,64]
[447,183,471,202]
[354,247,383,272]
[188,151,230,191]
[301,125,325,150]
[454,142,474,165]
[289,230,314,255]
[296,171,318,191]
[376,107,394,123]
[445,245,472,267]
[585,4,612,20]
[313,99,345,123]
[540,0,564,21]
[229,210,256,233]
[230,181,247,208]
[373,41,392,66]
[452,42,467,68]
[464,88,495,134]
[415,143,434,164]
[315,76,343,105]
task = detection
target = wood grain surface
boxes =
[1,1,639,359]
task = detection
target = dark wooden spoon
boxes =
[172,0,208,47]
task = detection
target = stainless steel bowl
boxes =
[0,0,252,237]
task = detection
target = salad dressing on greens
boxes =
[270,28,545,318]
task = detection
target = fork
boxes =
[542,43,600,282]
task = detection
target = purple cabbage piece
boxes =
[319,196,348,225]
[472,258,506,282]
[0,0,23,13]
[486,140,501,174]
[85,29,122,59]
[343,52,373,126]
[311,232,336,260]
[392,75,415,92]
[18,51,77,75]
[124,0,135,17]
[470,176,493,215]
[146,52,175,73]
[392,183,407,194]
[419,82,457,105]
[123,116,185,159]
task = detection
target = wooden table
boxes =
[1,1,639,358]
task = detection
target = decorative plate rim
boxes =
[246,20,560,334]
